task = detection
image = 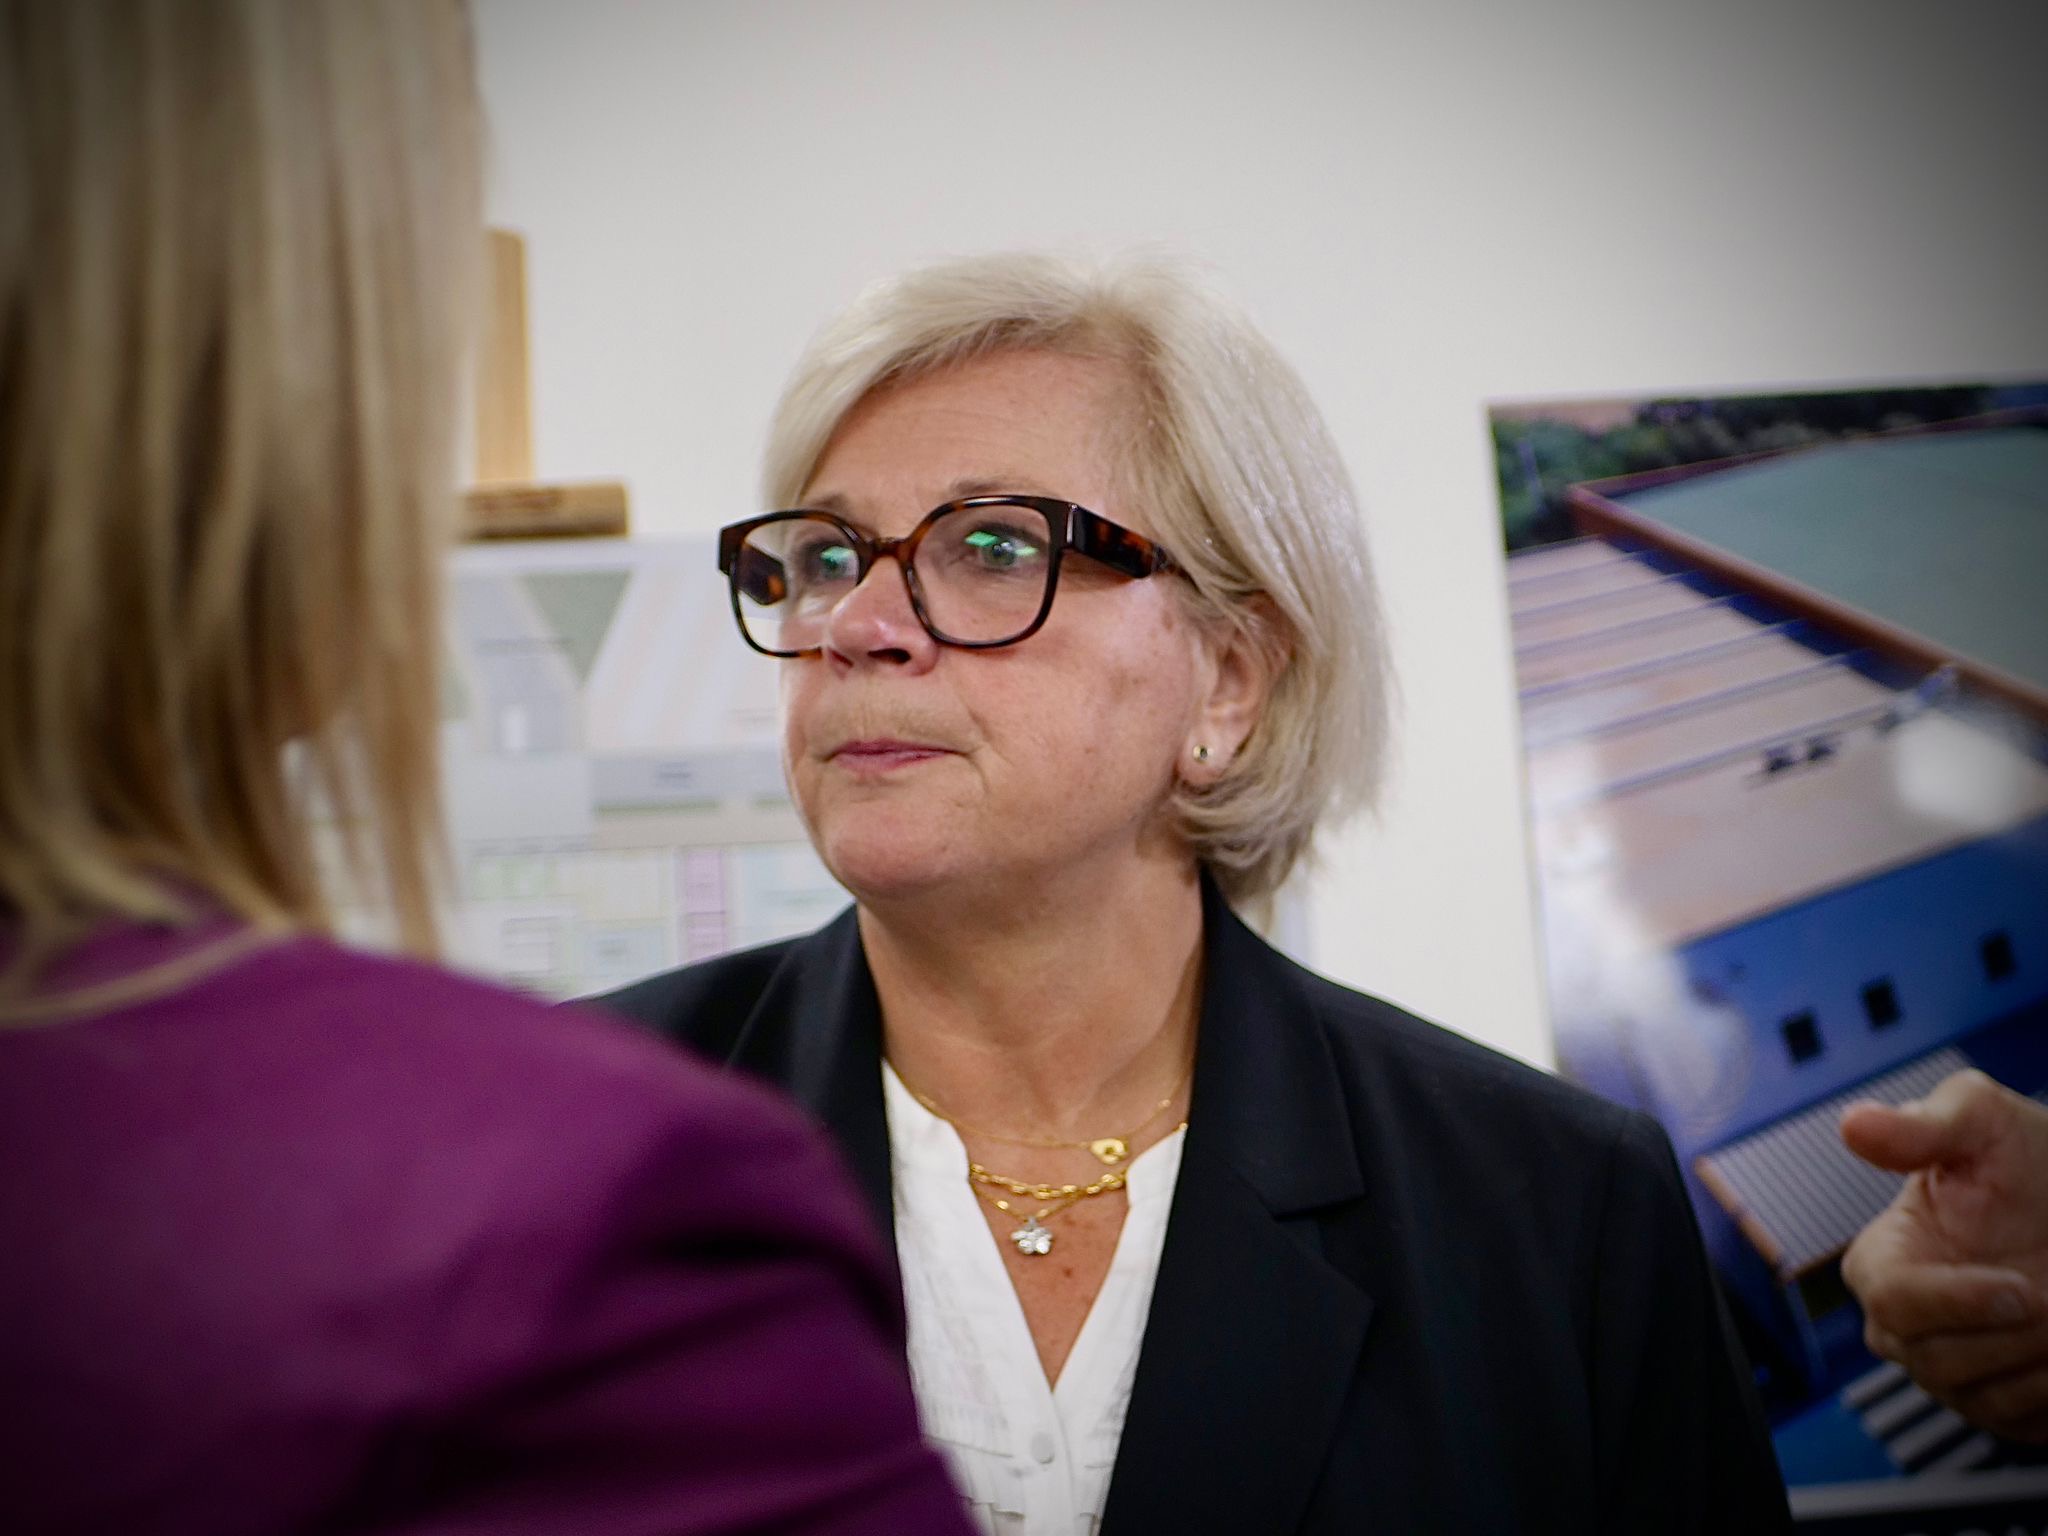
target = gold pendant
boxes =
[1089,1137,1128,1165]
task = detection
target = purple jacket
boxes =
[0,918,969,1535]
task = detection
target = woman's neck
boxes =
[859,856,1205,1141]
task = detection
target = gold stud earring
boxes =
[1193,744,1212,764]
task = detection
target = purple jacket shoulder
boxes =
[0,928,967,1536]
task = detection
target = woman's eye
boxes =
[798,542,858,582]
[964,527,1040,569]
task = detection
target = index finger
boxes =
[1839,1070,2010,1175]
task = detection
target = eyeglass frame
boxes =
[716,495,1179,658]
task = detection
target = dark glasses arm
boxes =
[1067,507,1176,577]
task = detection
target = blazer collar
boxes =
[721,879,1364,1218]
[1102,876,1374,1533]
[725,879,1375,1535]
[722,906,894,1235]
[1184,874,1364,1214]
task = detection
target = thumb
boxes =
[1840,1071,2004,1174]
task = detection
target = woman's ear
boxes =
[1183,595,1289,784]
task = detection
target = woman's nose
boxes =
[821,556,939,670]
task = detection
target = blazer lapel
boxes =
[716,889,1376,1532]
[1101,883,1375,1535]
[721,908,894,1238]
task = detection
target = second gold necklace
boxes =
[900,1063,1192,1167]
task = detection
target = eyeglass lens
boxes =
[734,503,1056,652]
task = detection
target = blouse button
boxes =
[1030,1431,1057,1464]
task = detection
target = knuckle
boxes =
[1855,1280,1906,1330]
[1907,1349,1964,1392]
[1840,1245,1871,1296]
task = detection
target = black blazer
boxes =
[596,882,1790,1535]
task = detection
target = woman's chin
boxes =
[815,826,976,907]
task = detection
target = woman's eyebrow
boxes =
[943,475,1058,500]
[791,491,890,539]
[800,478,1062,518]
[800,490,853,515]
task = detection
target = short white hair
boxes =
[762,252,1391,904]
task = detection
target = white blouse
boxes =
[882,1063,1185,1536]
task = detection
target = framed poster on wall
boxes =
[1490,383,2048,1527]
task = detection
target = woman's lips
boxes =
[829,740,952,775]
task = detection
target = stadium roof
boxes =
[1571,427,2048,720]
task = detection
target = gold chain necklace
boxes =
[969,1160,1131,1205]
[963,1132,1191,1256]
[968,1173,1105,1257]
[900,1063,1192,1168]
[894,1060,1193,1257]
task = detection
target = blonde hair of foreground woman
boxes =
[764,252,1394,903]
[0,0,480,991]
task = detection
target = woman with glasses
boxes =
[0,5,971,1531]
[600,254,1789,1534]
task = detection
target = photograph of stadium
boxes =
[1491,382,2048,1518]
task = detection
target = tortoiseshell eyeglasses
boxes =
[717,495,1177,658]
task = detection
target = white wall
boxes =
[473,0,2048,1068]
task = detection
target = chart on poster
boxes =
[417,537,845,998]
